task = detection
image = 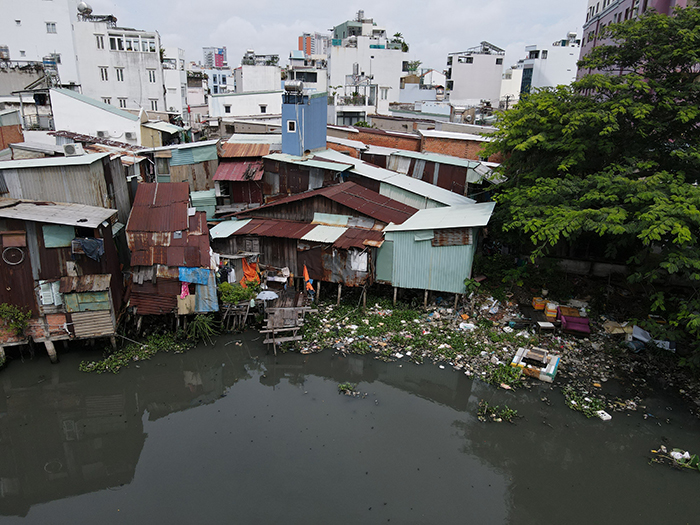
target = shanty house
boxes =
[146,140,219,192]
[0,152,132,225]
[212,142,271,214]
[0,198,124,362]
[126,183,218,317]
[378,202,496,294]
[211,181,416,289]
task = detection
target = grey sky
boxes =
[88,0,589,71]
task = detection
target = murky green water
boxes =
[0,332,698,524]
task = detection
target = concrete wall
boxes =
[0,0,80,84]
[234,66,281,93]
[163,48,187,121]
[50,89,141,143]
[447,53,504,107]
[523,41,579,91]
[209,91,282,119]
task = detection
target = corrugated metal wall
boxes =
[170,159,218,191]
[385,231,474,294]
[71,310,116,338]
[378,184,442,210]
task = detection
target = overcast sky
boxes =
[87,0,589,71]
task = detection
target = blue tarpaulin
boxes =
[179,267,210,285]
[195,270,219,313]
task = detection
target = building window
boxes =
[496,58,503,65]
[380,87,389,100]
[118,98,127,108]
[260,105,267,114]
[212,85,218,94]
[458,56,473,64]
[46,22,57,34]
[541,50,548,59]
[19,50,26,57]
[221,76,227,85]
[96,35,104,49]
[150,99,158,111]
[149,40,156,53]
[15,20,21,26]
[287,120,296,133]
[528,50,540,60]
[102,97,111,105]
[99,67,108,81]
[148,69,156,83]
[224,105,231,114]
[115,68,124,82]
[110,36,124,51]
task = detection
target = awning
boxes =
[213,160,264,182]
[142,121,184,134]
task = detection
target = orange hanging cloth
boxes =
[303,264,314,292]
[240,258,260,288]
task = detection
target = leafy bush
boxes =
[0,303,31,337]
[218,281,258,304]
[187,314,219,344]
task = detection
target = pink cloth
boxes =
[180,282,190,299]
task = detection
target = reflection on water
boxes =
[0,331,698,524]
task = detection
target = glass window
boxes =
[149,40,156,53]
[148,69,156,83]
[96,35,104,49]
[102,97,111,105]
[116,68,124,81]
[118,98,127,108]
[125,39,133,51]
[46,22,56,34]
[150,99,158,111]
[224,105,231,114]
[99,67,108,81]
[287,120,296,132]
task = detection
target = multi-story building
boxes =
[327,11,407,123]
[298,32,331,57]
[163,47,188,122]
[235,50,281,93]
[203,46,227,68]
[0,0,165,113]
[445,42,505,107]
[520,33,580,93]
[578,0,689,76]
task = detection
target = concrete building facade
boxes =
[520,33,581,94]
[446,42,505,107]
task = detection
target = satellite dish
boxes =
[77,2,93,15]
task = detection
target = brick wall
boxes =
[0,125,24,151]
[421,136,502,163]
[326,142,360,158]
[354,129,421,152]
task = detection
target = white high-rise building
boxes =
[445,42,505,108]
[520,33,580,94]
[163,47,188,122]
[0,0,165,113]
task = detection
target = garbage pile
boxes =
[296,293,700,417]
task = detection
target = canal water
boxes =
[0,331,698,524]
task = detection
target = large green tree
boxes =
[483,5,700,350]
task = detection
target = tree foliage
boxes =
[483,5,700,347]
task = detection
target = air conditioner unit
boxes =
[96,130,109,138]
[63,143,85,156]
[124,132,136,140]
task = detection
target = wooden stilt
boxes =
[316,280,321,303]
[424,289,429,308]
[362,288,367,309]
[45,340,58,363]
[0,346,5,366]
[110,336,117,350]
[136,315,143,335]
[454,294,459,310]
[62,340,69,349]
[337,283,342,306]
[393,286,398,306]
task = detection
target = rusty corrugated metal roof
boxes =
[334,229,384,250]
[239,182,418,225]
[127,183,190,233]
[235,219,316,240]
[213,161,264,181]
[220,143,270,158]
[59,274,112,293]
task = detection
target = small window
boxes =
[102,97,111,105]
[148,40,156,53]
[118,98,127,108]
[224,105,231,114]
[141,40,148,52]
[96,35,104,49]
[126,39,134,51]
[287,120,296,133]
[528,50,540,60]
[116,68,124,81]
[541,50,548,59]
[496,58,503,65]
[46,22,57,34]
[19,50,26,57]
[150,99,158,111]
[147,69,156,83]
[15,20,21,26]
[99,66,108,81]
[259,104,267,114]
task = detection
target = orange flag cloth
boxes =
[240,258,260,288]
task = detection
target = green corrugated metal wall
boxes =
[375,240,393,282]
[384,231,474,294]
[378,183,443,210]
